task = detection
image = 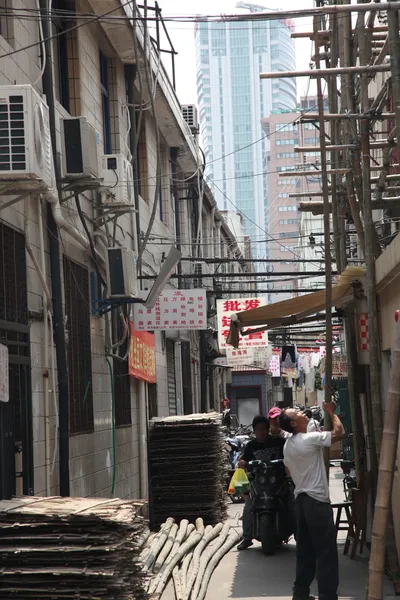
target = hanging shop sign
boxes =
[216,297,268,350]
[128,324,156,383]
[268,348,281,377]
[226,346,255,367]
[332,354,348,378]
[0,343,9,403]
[134,289,206,330]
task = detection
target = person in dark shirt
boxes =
[237,415,285,550]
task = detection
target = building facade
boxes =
[0,1,250,502]
[195,6,296,252]
[262,97,328,302]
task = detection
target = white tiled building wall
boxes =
[0,1,248,501]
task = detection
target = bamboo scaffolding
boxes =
[260,64,390,79]
[299,112,395,120]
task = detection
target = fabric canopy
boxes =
[226,266,365,348]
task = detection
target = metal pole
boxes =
[299,112,396,120]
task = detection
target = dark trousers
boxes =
[294,493,339,600]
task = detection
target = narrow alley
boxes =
[162,469,392,600]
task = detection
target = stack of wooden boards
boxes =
[0,496,148,600]
[148,413,228,529]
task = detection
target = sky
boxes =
[156,0,316,106]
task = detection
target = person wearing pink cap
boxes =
[268,407,291,439]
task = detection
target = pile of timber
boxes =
[148,413,228,529]
[0,496,149,600]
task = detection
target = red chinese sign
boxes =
[128,323,156,383]
[216,297,268,349]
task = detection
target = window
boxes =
[113,314,131,428]
[279,219,299,225]
[52,0,72,112]
[64,258,94,435]
[280,231,297,238]
[275,122,297,133]
[280,245,296,252]
[278,178,298,186]
[278,205,297,212]
[277,152,297,159]
[276,138,298,146]
[278,192,288,198]
[0,1,14,47]
[99,51,112,154]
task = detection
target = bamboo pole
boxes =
[278,168,350,177]
[299,112,395,120]
[359,21,383,473]
[313,16,333,438]
[367,316,400,600]
[387,5,400,159]
[260,64,390,79]
[294,140,393,152]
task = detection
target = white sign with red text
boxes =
[216,297,268,350]
[268,348,281,377]
[134,289,206,330]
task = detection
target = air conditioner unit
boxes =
[105,246,138,298]
[101,154,134,205]
[61,117,99,179]
[182,104,199,133]
[0,85,53,192]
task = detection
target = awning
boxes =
[226,266,365,348]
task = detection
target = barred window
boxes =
[64,258,94,435]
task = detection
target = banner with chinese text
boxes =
[134,289,206,330]
[216,297,268,350]
[268,348,281,377]
[332,354,348,378]
[128,324,156,383]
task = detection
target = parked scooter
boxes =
[247,458,296,555]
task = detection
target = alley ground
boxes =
[163,467,392,600]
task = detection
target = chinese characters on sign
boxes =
[128,324,156,383]
[0,343,9,403]
[216,298,268,350]
[268,348,281,377]
[134,289,206,330]
[332,354,348,378]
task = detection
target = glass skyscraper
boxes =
[195,8,296,255]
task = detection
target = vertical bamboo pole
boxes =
[387,4,400,159]
[313,16,333,424]
[359,18,383,458]
[368,316,400,600]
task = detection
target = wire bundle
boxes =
[0,496,148,600]
[149,413,228,529]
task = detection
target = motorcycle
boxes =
[341,459,357,501]
[247,458,296,555]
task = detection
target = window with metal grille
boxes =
[113,313,131,428]
[63,257,94,435]
[0,1,15,48]
[52,0,75,112]
[100,51,112,154]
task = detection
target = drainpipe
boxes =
[25,197,51,496]
[200,331,208,413]
[171,148,182,288]
[138,379,148,500]
[125,65,141,259]
[39,0,70,496]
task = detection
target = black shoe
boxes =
[237,538,253,551]
[292,596,315,600]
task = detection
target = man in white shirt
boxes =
[280,402,345,600]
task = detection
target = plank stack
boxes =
[0,496,148,600]
[149,413,228,529]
